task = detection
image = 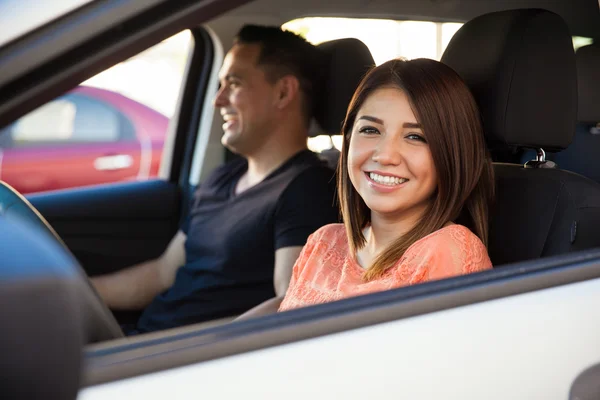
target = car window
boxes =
[284,18,595,153]
[0,30,193,195]
[283,18,463,153]
[11,94,123,145]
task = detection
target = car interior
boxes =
[521,42,600,181]
[0,0,599,396]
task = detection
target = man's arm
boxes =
[237,166,338,320]
[273,246,303,296]
[235,246,301,321]
[91,231,187,310]
[235,296,284,321]
[272,166,338,292]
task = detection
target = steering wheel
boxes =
[0,181,123,343]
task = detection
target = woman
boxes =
[240,58,494,316]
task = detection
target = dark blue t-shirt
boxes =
[136,150,338,332]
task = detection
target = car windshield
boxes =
[0,0,94,47]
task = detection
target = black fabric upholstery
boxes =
[520,44,600,182]
[441,9,577,152]
[442,9,600,266]
[315,38,375,135]
[489,164,600,265]
[539,44,600,182]
[575,43,600,123]
[550,124,600,183]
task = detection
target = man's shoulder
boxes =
[282,151,335,189]
[280,150,332,174]
[278,163,336,208]
[207,157,247,181]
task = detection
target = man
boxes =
[91,25,338,333]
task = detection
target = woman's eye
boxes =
[358,126,380,135]
[406,133,426,143]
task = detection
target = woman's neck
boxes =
[355,206,428,269]
[367,213,421,252]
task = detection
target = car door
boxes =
[0,91,142,194]
[80,250,600,400]
[0,0,227,283]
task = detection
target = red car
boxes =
[0,85,169,194]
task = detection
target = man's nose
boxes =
[213,86,228,108]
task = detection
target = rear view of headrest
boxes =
[315,38,375,135]
[577,43,600,124]
[441,9,577,152]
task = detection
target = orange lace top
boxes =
[279,223,492,311]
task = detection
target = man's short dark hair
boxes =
[234,24,325,123]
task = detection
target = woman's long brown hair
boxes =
[337,58,494,281]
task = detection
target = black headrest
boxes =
[576,44,600,123]
[441,9,577,152]
[315,38,375,135]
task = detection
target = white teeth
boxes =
[369,172,407,186]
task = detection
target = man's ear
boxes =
[273,75,300,110]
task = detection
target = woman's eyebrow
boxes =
[403,122,422,129]
[357,115,384,124]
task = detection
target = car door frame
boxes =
[81,248,600,399]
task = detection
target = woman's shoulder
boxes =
[309,223,347,242]
[422,224,491,270]
[301,223,349,262]
[416,224,484,249]
[406,224,490,266]
[400,224,492,281]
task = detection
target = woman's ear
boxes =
[274,75,300,109]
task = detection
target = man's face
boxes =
[214,43,279,156]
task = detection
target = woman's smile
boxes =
[348,87,437,219]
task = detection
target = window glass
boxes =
[70,95,120,142]
[12,99,76,143]
[283,18,462,66]
[0,30,193,195]
[11,94,122,145]
[83,31,192,118]
[285,17,594,153]
[283,17,465,152]
[573,36,594,51]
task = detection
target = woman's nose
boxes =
[372,137,403,166]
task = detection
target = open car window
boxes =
[0,30,192,195]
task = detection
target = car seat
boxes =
[442,9,600,266]
[521,44,600,181]
[313,38,375,169]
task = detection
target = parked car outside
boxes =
[0,85,168,194]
